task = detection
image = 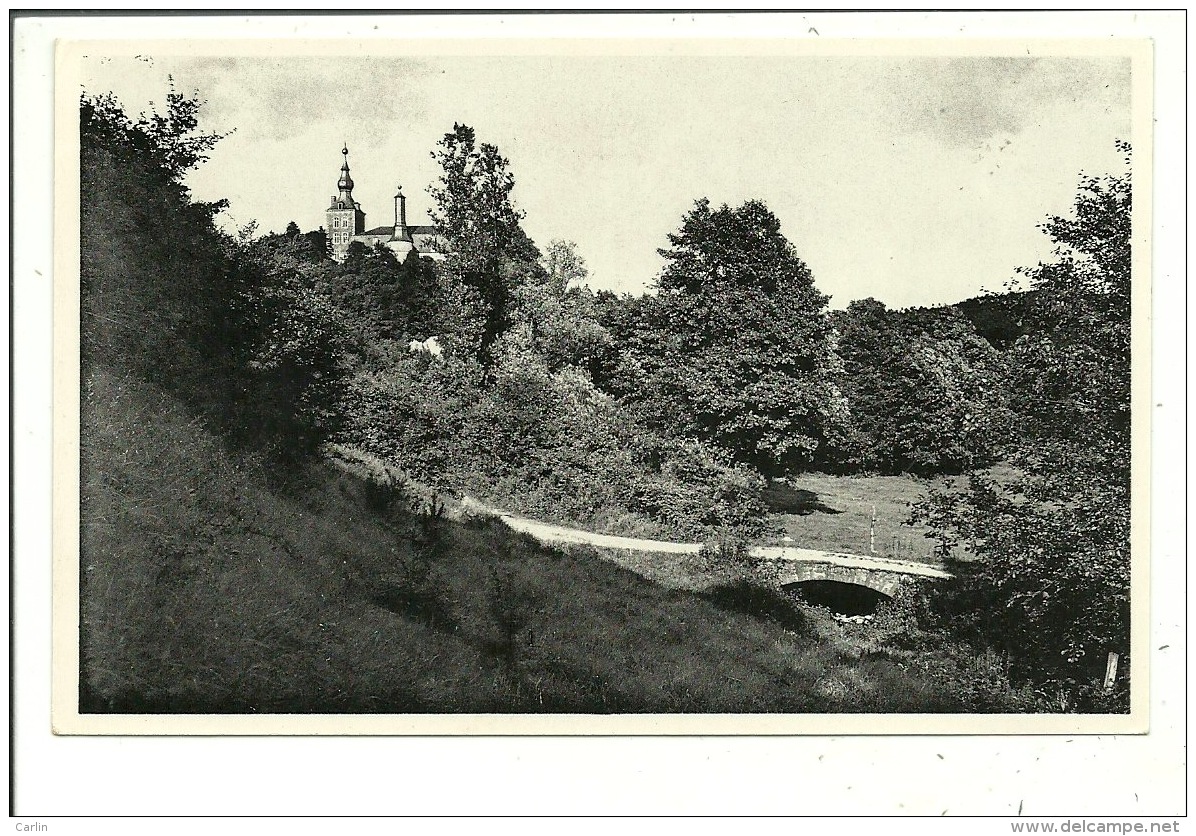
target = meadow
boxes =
[763,474,938,562]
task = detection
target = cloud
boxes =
[77,50,1135,308]
[160,56,434,146]
[880,56,1131,147]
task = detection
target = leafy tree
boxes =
[915,144,1133,709]
[237,249,355,460]
[829,299,1008,475]
[542,238,589,295]
[255,222,332,266]
[608,199,848,476]
[81,86,351,462]
[496,240,615,378]
[105,76,228,182]
[310,242,442,342]
[428,123,542,366]
[81,85,239,402]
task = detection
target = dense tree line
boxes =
[826,299,1010,475]
[597,199,851,478]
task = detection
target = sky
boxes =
[79,48,1132,309]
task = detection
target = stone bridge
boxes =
[777,562,911,597]
[457,494,953,598]
[749,546,952,598]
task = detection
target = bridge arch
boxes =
[773,561,908,598]
[783,579,891,616]
[774,564,907,616]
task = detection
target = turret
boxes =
[393,185,412,242]
[326,144,366,259]
[333,144,357,209]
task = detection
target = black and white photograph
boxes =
[54,32,1157,731]
[12,10,1186,819]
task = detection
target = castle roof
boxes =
[361,224,437,237]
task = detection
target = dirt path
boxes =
[461,496,951,579]
[461,496,702,554]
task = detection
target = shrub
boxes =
[342,343,773,541]
[911,148,1132,709]
[634,437,774,540]
[82,89,352,466]
[857,590,1044,712]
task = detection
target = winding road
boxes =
[461,496,952,580]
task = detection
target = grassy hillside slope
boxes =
[82,364,1024,714]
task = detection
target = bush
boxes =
[82,89,352,466]
[856,590,1045,712]
[910,149,1133,707]
[827,300,1010,476]
[633,437,774,540]
[342,344,773,542]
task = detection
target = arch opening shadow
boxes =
[785,580,891,616]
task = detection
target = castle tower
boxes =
[387,185,416,257]
[326,144,366,259]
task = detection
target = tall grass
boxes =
[81,366,1035,713]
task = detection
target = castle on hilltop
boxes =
[326,145,442,261]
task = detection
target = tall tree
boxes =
[542,238,589,295]
[610,199,848,476]
[496,240,614,379]
[830,299,1008,475]
[916,143,1133,708]
[81,85,236,395]
[81,86,351,462]
[428,123,541,366]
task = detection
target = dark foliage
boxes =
[953,290,1039,349]
[81,87,351,463]
[314,242,443,341]
[601,199,849,477]
[827,299,1010,475]
[428,123,543,367]
[914,144,1133,710]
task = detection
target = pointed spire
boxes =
[336,144,355,199]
